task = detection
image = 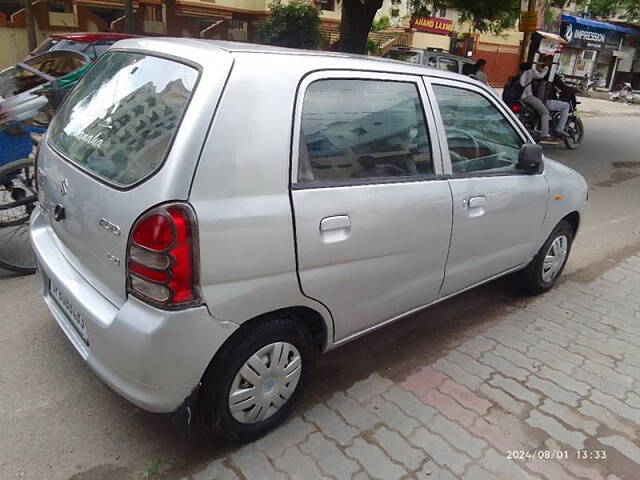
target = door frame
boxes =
[289,69,447,188]
[422,77,536,176]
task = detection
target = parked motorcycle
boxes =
[579,75,606,93]
[610,82,635,103]
[510,91,584,150]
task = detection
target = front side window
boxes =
[433,85,524,175]
[298,79,433,185]
[48,52,198,187]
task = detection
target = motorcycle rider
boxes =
[539,56,571,138]
[519,62,558,144]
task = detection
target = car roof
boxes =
[113,37,483,84]
[49,32,141,42]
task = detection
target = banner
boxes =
[560,22,609,50]
[411,17,454,36]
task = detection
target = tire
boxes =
[199,316,315,442]
[519,220,574,295]
[0,158,37,274]
[563,117,584,150]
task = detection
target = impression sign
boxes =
[560,22,607,50]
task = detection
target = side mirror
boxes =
[517,143,543,174]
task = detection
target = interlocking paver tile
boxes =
[299,432,360,479]
[345,438,406,480]
[190,256,640,480]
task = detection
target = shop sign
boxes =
[411,17,454,35]
[561,22,608,50]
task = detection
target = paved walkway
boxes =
[189,255,640,480]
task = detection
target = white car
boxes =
[32,38,588,441]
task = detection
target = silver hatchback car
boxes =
[32,38,587,440]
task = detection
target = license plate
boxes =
[49,280,89,345]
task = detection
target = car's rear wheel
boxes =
[199,316,314,442]
[519,220,574,295]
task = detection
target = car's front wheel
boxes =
[199,316,315,442]
[520,220,574,295]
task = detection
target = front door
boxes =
[291,72,453,342]
[427,81,549,296]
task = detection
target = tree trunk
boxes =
[124,0,135,34]
[336,0,383,54]
[24,0,36,52]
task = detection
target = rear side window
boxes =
[438,57,459,72]
[384,50,423,64]
[48,52,198,187]
[298,79,433,185]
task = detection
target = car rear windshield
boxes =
[48,51,198,188]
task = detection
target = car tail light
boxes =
[510,104,522,113]
[127,203,201,309]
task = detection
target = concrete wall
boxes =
[183,0,267,12]
[0,27,29,70]
[411,31,450,50]
[48,12,76,27]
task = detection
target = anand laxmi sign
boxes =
[411,17,454,36]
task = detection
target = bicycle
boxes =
[0,128,42,274]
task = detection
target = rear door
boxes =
[426,79,549,296]
[291,71,453,342]
[38,48,232,306]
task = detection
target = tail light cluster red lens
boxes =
[510,103,522,113]
[127,203,201,309]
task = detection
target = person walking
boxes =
[519,62,558,144]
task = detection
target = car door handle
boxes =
[320,215,351,232]
[465,196,486,208]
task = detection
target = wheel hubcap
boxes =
[542,235,568,283]
[228,342,302,424]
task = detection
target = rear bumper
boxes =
[31,207,238,413]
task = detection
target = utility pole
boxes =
[520,0,537,63]
[124,0,135,34]
[24,0,37,51]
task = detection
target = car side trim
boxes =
[328,261,527,350]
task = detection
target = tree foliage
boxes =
[575,0,640,21]
[336,0,522,54]
[410,0,521,34]
[372,15,392,31]
[257,1,321,49]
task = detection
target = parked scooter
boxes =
[610,82,635,103]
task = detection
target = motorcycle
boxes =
[610,82,635,103]
[578,75,605,94]
[509,90,584,150]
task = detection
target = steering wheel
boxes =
[446,129,481,171]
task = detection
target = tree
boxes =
[372,15,392,31]
[575,0,640,21]
[335,0,384,53]
[335,0,521,55]
[411,0,521,35]
[23,0,36,51]
[124,0,135,34]
[257,1,321,49]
